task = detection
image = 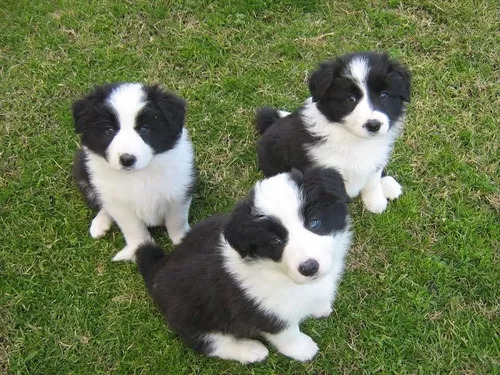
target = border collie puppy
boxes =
[256,52,411,213]
[129,167,352,363]
[72,83,195,260]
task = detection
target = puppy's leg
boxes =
[89,208,112,239]
[205,333,268,364]
[263,325,318,361]
[165,198,191,245]
[107,206,152,261]
[381,175,402,200]
[361,170,388,213]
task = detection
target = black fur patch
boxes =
[224,191,289,261]
[72,83,121,160]
[140,85,186,154]
[297,168,349,235]
[72,148,101,210]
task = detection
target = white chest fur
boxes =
[85,130,194,226]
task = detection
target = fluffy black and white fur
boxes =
[133,167,351,363]
[256,52,411,213]
[72,83,195,260]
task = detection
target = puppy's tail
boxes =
[136,242,167,288]
[255,107,288,135]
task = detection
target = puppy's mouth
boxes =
[109,163,136,172]
[287,271,323,284]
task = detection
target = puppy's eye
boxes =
[139,124,150,134]
[309,218,321,229]
[105,126,116,135]
[270,237,283,246]
[346,95,357,103]
[380,92,389,100]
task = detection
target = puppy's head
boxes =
[308,52,411,138]
[224,167,350,284]
[72,83,185,171]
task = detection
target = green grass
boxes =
[1,0,498,373]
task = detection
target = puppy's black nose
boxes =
[298,259,319,277]
[365,120,381,132]
[119,153,136,167]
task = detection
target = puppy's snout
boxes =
[298,259,319,277]
[119,153,137,167]
[365,120,381,133]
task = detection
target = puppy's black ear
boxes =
[290,167,304,186]
[388,60,411,102]
[308,59,342,102]
[223,195,254,258]
[72,83,115,134]
[72,98,91,134]
[303,167,349,203]
[149,86,186,134]
[320,168,349,203]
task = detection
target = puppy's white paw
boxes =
[311,305,333,319]
[234,340,269,364]
[112,245,139,262]
[277,333,318,362]
[381,176,402,200]
[278,110,291,118]
[210,337,269,364]
[90,214,111,239]
[362,192,388,214]
[169,225,190,245]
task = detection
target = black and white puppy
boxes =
[133,167,351,363]
[72,83,195,260]
[256,52,411,213]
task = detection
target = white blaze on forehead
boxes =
[346,57,370,86]
[346,57,371,112]
[253,173,302,228]
[106,83,146,130]
[104,83,154,170]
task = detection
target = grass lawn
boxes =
[1,0,498,373]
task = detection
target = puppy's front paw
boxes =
[235,340,269,364]
[362,192,388,214]
[311,305,333,319]
[90,214,111,239]
[278,333,319,362]
[112,245,139,262]
[381,176,402,200]
[169,225,190,245]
